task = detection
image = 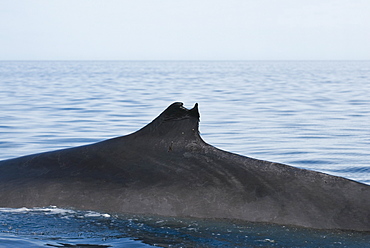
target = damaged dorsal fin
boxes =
[161,102,200,121]
[130,102,201,139]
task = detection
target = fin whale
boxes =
[0,102,369,231]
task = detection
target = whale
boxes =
[0,102,369,231]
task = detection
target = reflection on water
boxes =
[1,207,370,248]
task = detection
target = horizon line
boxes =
[1,59,370,62]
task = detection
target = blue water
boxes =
[0,61,370,247]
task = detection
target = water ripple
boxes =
[0,61,369,185]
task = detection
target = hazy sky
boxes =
[1,0,369,60]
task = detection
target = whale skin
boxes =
[0,102,369,231]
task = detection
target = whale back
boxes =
[0,102,370,231]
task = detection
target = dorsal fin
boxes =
[161,102,200,121]
[130,102,201,140]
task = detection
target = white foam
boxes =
[0,206,75,215]
[0,206,111,218]
[84,211,111,218]
[0,207,30,213]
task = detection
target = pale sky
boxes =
[1,0,369,60]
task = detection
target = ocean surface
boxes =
[0,60,369,247]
